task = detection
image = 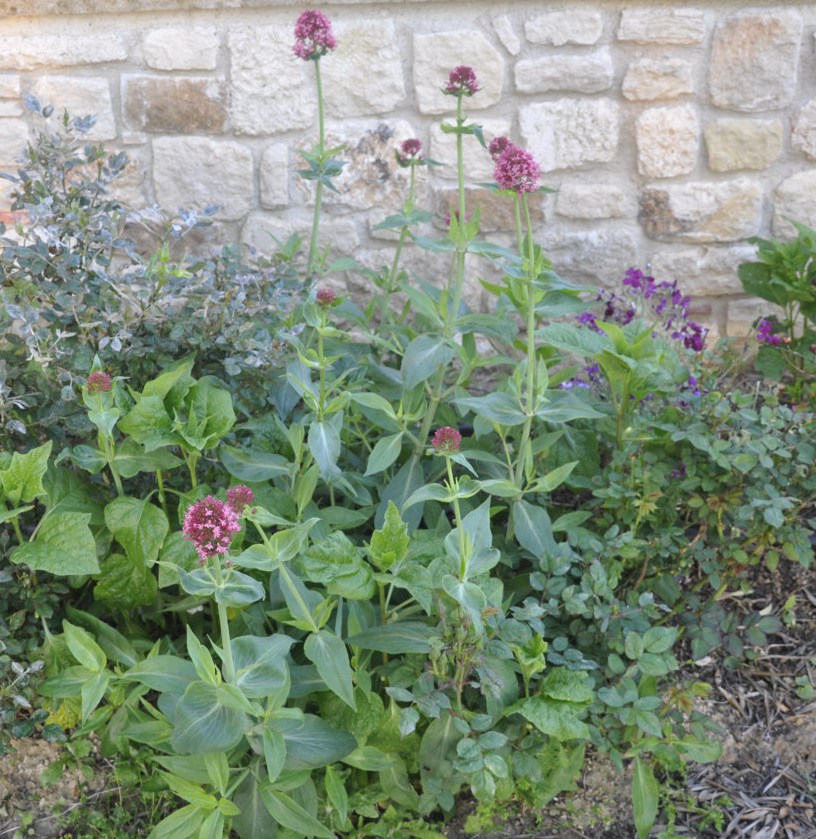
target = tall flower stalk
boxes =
[293,10,338,279]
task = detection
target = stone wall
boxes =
[3,1,816,337]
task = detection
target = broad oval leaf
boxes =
[304,629,355,709]
[171,681,248,754]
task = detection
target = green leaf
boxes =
[171,682,248,754]
[63,620,106,672]
[512,500,556,558]
[376,458,426,531]
[347,622,435,654]
[112,439,182,479]
[233,774,279,839]
[147,804,203,839]
[142,356,195,402]
[454,392,526,426]
[325,764,349,825]
[119,395,178,451]
[80,670,110,722]
[260,788,335,839]
[198,810,225,839]
[401,336,455,390]
[124,656,198,695]
[365,432,404,477]
[368,501,410,570]
[632,756,659,839]
[379,755,419,810]
[269,714,356,771]
[0,441,52,505]
[157,531,200,588]
[537,322,610,357]
[532,462,578,493]
[232,635,292,700]
[11,512,100,575]
[442,576,488,633]
[65,607,139,667]
[304,630,356,709]
[214,570,267,607]
[509,697,590,741]
[263,726,287,783]
[95,552,158,609]
[308,419,342,481]
[297,532,375,600]
[220,444,289,482]
[176,379,236,452]
[105,497,169,567]
[539,668,594,704]
[342,745,397,771]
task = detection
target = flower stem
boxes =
[380,166,417,329]
[449,93,467,331]
[446,456,468,580]
[212,560,235,685]
[307,58,326,279]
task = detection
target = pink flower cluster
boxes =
[86,371,112,394]
[226,484,255,515]
[316,287,337,307]
[491,137,541,194]
[432,426,462,454]
[444,66,480,97]
[397,138,423,166]
[183,496,241,562]
[293,9,337,61]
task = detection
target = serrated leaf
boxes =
[0,441,52,505]
[368,501,410,571]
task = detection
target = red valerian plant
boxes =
[226,484,255,515]
[292,9,337,60]
[432,425,462,454]
[183,495,241,562]
[444,65,480,96]
[494,144,541,194]
[86,370,112,394]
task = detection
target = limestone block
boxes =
[142,27,219,70]
[636,105,698,178]
[617,9,706,44]
[0,102,22,117]
[0,119,29,166]
[413,31,504,114]
[260,144,290,209]
[493,16,521,55]
[772,171,816,239]
[152,137,253,222]
[622,58,693,101]
[648,245,755,296]
[705,119,782,172]
[434,186,546,233]
[639,179,762,243]
[123,76,227,134]
[792,101,816,160]
[555,182,633,220]
[296,120,416,214]
[107,151,148,207]
[229,26,313,136]
[323,21,405,118]
[709,11,802,112]
[515,51,613,94]
[242,213,361,257]
[538,227,641,287]
[519,99,619,173]
[430,117,511,181]
[0,76,20,98]
[525,11,603,46]
[726,296,783,337]
[0,35,128,70]
[33,77,116,140]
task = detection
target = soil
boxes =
[1,560,814,839]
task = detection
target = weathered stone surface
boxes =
[0,76,20,98]
[296,120,416,213]
[229,26,313,136]
[152,137,253,222]
[123,76,227,133]
[639,179,762,243]
[0,101,21,117]
[515,51,612,94]
[636,105,698,178]
[520,99,619,173]
[709,11,802,112]
[323,21,405,118]
[792,101,816,160]
[142,26,219,70]
[772,171,816,238]
[622,58,693,101]
[726,296,783,337]
[705,119,782,172]
[435,186,546,233]
[0,34,128,69]
[525,10,603,46]
[33,77,116,140]
[259,144,289,209]
[617,9,706,44]
[430,117,511,182]
[107,151,148,206]
[413,31,504,114]
[538,227,640,287]
[649,245,755,296]
[0,118,28,165]
[556,182,633,220]
[241,214,360,257]
[493,15,521,55]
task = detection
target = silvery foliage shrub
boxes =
[0,98,304,447]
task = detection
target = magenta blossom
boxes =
[293,10,337,61]
[488,136,513,161]
[226,485,255,515]
[397,138,423,166]
[183,496,241,562]
[432,426,462,454]
[316,287,337,307]
[86,371,112,394]
[444,65,480,96]
[494,145,541,194]
[756,318,783,346]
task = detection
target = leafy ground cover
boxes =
[1,9,815,839]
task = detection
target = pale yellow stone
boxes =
[705,119,782,172]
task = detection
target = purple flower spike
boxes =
[293,10,337,61]
[444,66,480,96]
